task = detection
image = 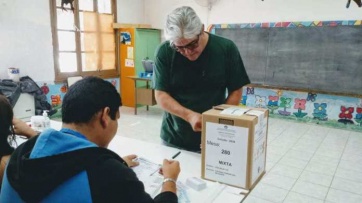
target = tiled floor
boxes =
[117,105,362,203]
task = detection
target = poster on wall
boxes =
[125,59,134,67]
[127,47,134,59]
[120,32,131,45]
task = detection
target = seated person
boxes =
[0,76,180,202]
[0,95,38,190]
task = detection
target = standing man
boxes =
[1,76,180,202]
[153,6,250,152]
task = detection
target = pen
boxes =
[150,151,181,176]
[172,151,181,159]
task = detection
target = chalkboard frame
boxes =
[208,21,362,97]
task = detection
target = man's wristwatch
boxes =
[163,178,176,185]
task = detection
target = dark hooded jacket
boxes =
[0,128,177,203]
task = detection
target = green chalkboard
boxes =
[216,25,362,96]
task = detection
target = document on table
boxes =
[131,157,163,196]
[132,157,161,182]
[131,157,190,202]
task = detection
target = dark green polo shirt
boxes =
[153,33,250,151]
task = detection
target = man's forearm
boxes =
[225,88,242,105]
[155,90,194,122]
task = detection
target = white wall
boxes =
[1,0,361,83]
[208,0,362,23]
[145,0,362,33]
[0,0,54,82]
[0,0,145,83]
[144,0,208,30]
[117,0,144,23]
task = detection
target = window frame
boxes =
[49,0,118,82]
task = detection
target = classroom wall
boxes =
[1,0,361,82]
[145,0,362,30]
[208,0,362,23]
[117,0,144,23]
[143,0,362,131]
[1,0,361,129]
[0,0,126,116]
[0,0,54,82]
[0,0,145,83]
[0,0,145,82]
[243,86,362,132]
[38,78,120,118]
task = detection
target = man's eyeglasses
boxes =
[172,34,200,52]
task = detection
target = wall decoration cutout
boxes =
[120,32,131,45]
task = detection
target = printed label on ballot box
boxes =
[204,122,249,188]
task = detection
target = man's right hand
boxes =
[155,90,202,132]
[161,159,180,180]
[160,159,180,194]
[186,112,202,132]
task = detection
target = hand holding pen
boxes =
[160,153,181,194]
[150,151,181,177]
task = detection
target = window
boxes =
[49,0,118,82]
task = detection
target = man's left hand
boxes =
[122,154,139,167]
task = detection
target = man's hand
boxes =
[12,117,38,138]
[160,159,180,194]
[161,159,180,180]
[186,112,202,132]
[155,90,202,132]
[122,154,139,167]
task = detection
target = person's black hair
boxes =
[62,76,122,123]
[0,95,15,157]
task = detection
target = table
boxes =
[17,121,248,202]
[127,76,156,115]
[108,136,248,202]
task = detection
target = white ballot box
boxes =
[201,104,269,190]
